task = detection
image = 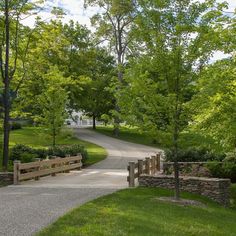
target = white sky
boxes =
[21,0,235,61]
[22,0,236,28]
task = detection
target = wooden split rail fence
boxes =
[127,153,161,187]
[14,155,82,185]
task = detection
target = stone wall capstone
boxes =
[139,174,231,206]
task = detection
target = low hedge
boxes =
[10,144,88,164]
[164,147,225,162]
[164,148,236,183]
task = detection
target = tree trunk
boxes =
[113,55,123,137]
[52,125,56,147]
[173,132,180,199]
[92,114,96,130]
[2,0,10,170]
[52,132,56,147]
[173,82,180,200]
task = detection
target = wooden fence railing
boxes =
[14,155,82,185]
[127,153,161,187]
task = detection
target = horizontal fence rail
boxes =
[14,155,82,185]
[127,153,161,187]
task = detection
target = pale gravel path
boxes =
[0,128,161,236]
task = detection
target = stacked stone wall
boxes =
[139,175,231,206]
[0,172,13,185]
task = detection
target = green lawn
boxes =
[0,126,107,170]
[38,186,236,236]
[94,126,160,147]
[94,126,223,152]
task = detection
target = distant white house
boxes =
[65,111,102,127]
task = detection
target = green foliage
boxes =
[10,122,22,130]
[190,57,236,152]
[118,0,228,149]
[10,143,88,164]
[164,147,225,162]
[38,84,68,146]
[9,144,44,163]
[207,162,236,183]
[71,48,115,125]
[48,145,88,164]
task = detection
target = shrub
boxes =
[10,122,22,130]
[10,144,34,161]
[10,144,88,164]
[224,152,236,163]
[20,152,38,163]
[48,144,88,163]
[207,161,236,183]
[164,147,225,162]
[10,144,47,162]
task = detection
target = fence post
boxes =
[34,158,41,181]
[65,155,70,173]
[138,159,144,177]
[145,157,150,175]
[151,156,156,175]
[128,162,135,187]
[156,153,161,171]
[76,154,82,170]
[14,160,21,185]
[51,156,57,176]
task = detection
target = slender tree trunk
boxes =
[173,128,180,200]
[52,121,56,147]
[2,0,10,170]
[173,73,180,200]
[52,129,56,147]
[92,114,96,130]
[113,53,123,137]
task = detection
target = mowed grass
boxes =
[0,126,107,170]
[95,126,223,152]
[37,186,236,236]
[95,126,159,147]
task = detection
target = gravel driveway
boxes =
[0,128,161,236]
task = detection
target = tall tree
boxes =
[84,0,137,135]
[0,0,40,169]
[119,0,228,199]
[38,84,68,147]
[73,47,115,129]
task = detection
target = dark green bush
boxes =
[33,148,49,159]
[10,144,34,161]
[48,144,88,163]
[207,161,236,183]
[10,122,22,130]
[164,147,225,162]
[10,144,47,163]
[10,144,88,164]
[20,152,38,163]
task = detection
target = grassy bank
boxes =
[0,127,107,170]
[38,186,236,236]
[94,126,223,152]
[94,126,159,147]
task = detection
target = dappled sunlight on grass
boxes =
[37,187,236,236]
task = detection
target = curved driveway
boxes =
[0,128,161,236]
